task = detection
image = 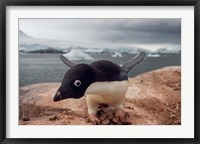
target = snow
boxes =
[63,49,94,61]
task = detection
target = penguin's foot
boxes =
[88,114,100,125]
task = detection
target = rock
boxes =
[96,104,132,125]
[19,66,181,125]
[22,117,30,121]
[49,115,57,121]
[21,114,30,121]
[101,119,110,125]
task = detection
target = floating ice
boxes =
[63,49,94,61]
[83,48,103,54]
[147,53,161,57]
[111,52,123,57]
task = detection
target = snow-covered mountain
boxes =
[19,31,72,51]
[155,48,181,54]
[19,30,180,54]
[19,30,147,54]
[19,30,31,39]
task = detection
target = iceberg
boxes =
[63,49,94,61]
[83,48,103,54]
[111,52,123,57]
[147,53,161,58]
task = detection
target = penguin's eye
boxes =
[74,80,81,87]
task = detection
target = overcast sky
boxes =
[19,19,181,50]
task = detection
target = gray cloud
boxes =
[79,19,181,45]
[19,18,181,50]
[59,19,181,45]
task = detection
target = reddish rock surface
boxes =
[19,66,181,125]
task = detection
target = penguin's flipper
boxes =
[60,55,77,67]
[122,51,146,73]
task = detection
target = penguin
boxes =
[53,51,146,124]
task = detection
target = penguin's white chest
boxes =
[84,80,129,104]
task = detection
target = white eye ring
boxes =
[74,80,81,87]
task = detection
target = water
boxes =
[19,53,181,87]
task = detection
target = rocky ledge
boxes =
[19,66,181,125]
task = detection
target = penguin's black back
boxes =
[91,60,128,82]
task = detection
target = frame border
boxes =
[0,0,199,144]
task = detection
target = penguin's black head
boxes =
[53,64,97,102]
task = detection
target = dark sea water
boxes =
[19,53,181,87]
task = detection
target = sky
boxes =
[19,19,181,51]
